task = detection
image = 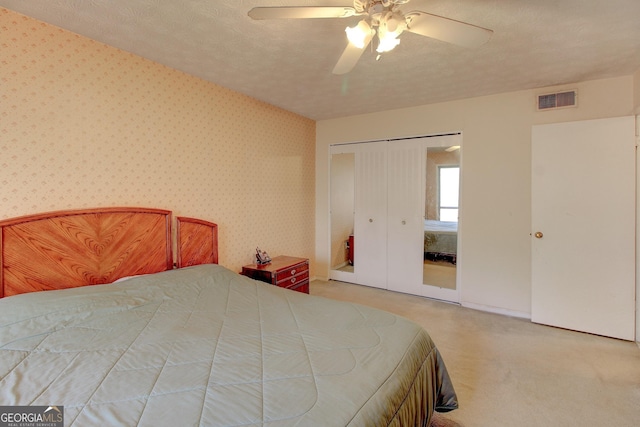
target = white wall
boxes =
[316,76,636,325]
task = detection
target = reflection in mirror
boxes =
[423,146,460,289]
[330,153,355,273]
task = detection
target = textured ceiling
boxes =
[2,0,640,120]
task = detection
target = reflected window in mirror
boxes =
[438,166,459,222]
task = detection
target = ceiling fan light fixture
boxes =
[376,11,406,53]
[345,19,373,48]
[376,34,400,53]
[376,31,400,53]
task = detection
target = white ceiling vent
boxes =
[537,90,577,111]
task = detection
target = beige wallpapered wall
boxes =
[0,8,316,274]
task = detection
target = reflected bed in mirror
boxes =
[423,219,457,289]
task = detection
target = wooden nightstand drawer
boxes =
[241,256,310,294]
[276,269,309,288]
[274,261,309,283]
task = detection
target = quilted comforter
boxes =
[0,264,457,426]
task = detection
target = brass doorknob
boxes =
[534,231,543,239]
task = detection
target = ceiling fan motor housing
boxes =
[355,0,408,15]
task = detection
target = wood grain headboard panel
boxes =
[0,207,172,297]
[176,216,218,268]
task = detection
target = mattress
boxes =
[0,264,457,426]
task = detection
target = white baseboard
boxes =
[461,301,531,319]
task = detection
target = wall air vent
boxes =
[537,90,577,111]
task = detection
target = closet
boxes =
[329,134,462,300]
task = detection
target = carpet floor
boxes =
[311,279,640,427]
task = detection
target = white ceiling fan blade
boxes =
[332,36,373,75]
[248,7,357,20]
[405,11,493,48]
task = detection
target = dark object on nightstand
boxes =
[241,255,309,294]
[255,247,272,265]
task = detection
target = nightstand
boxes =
[241,255,309,294]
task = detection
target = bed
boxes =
[424,220,458,264]
[0,207,458,426]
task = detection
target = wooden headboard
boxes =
[0,207,173,298]
[176,216,218,268]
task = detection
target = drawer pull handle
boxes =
[291,277,297,283]
[291,269,296,275]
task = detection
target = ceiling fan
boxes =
[248,0,493,74]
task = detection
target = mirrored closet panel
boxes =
[329,151,355,276]
[329,134,462,302]
[422,146,460,295]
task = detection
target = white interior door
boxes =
[354,141,388,289]
[531,116,636,340]
[387,139,425,294]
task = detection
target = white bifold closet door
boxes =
[386,139,426,294]
[353,139,425,292]
[353,141,388,289]
[332,135,460,297]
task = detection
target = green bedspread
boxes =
[0,264,457,426]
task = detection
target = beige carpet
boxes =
[423,260,456,289]
[311,279,640,427]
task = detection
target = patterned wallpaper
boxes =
[0,8,316,274]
